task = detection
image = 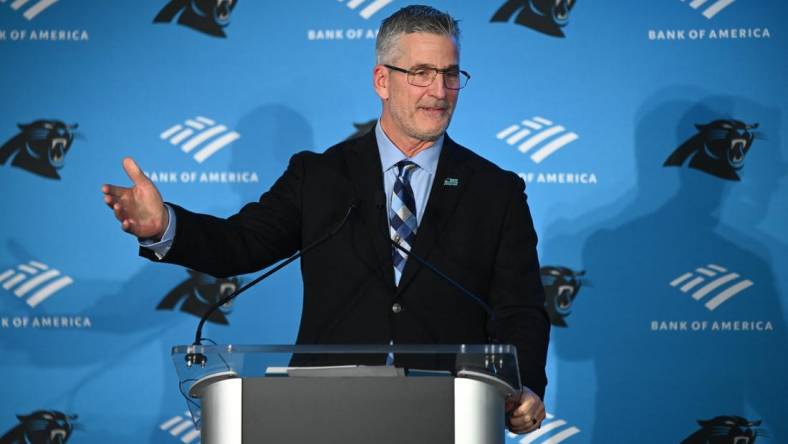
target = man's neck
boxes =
[379,118,440,158]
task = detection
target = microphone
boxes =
[185,200,359,368]
[389,238,495,319]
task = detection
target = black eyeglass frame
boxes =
[383,64,471,90]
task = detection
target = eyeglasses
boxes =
[384,64,470,90]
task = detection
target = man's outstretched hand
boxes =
[102,157,168,240]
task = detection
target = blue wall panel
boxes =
[1,1,786,442]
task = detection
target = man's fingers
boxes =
[507,389,545,435]
[102,183,129,197]
[122,157,148,186]
[535,403,545,421]
[514,394,538,416]
[510,410,541,433]
[508,416,539,435]
[113,203,126,221]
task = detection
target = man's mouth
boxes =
[419,107,447,115]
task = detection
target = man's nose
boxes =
[427,73,448,98]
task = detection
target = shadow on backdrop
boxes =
[230,104,315,203]
[542,88,787,442]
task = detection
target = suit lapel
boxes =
[342,129,396,287]
[396,135,473,295]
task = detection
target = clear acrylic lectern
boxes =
[172,344,521,444]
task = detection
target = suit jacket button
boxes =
[392,302,402,313]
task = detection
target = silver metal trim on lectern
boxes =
[200,378,242,444]
[455,378,505,444]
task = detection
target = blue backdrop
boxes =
[1,1,786,442]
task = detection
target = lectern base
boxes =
[200,375,504,444]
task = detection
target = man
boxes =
[102,5,549,434]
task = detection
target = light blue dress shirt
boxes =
[139,204,176,259]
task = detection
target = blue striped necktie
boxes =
[390,160,418,282]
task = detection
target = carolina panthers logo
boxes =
[0,410,77,444]
[663,119,761,181]
[681,415,763,444]
[345,119,376,140]
[154,0,238,38]
[0,120,77,180]
[491,0,576,37]
[540,266,585,327]
[157,270,240,324]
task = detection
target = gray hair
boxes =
[375,5,460,65]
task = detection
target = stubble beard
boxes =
[391,103,454,142]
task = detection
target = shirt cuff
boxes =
[139,204,176,260]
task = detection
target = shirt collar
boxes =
[375,120,443,176]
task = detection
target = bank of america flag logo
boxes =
[670,264,753,311]
[160,116,240,164]
[0,260,73,308]
[1,0,59,20]
[496,116,579,164]
[160,411,200,443]
[337,0,395,19]
[507,412,580,443]
[681,0,736,19]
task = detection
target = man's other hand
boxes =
[505,386,546,434]
[102,157,168,240]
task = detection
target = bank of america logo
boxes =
[670,264,753,311]
[507,412,580,443]
[681,0,736,19]
[1,0,59,20]
[160,116,240,164]
[337,0,395,19]
[0,260,73,308]
[496,116,579,164]
[160,411,200,443]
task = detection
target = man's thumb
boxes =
[122,157,147,185]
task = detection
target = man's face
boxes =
[378,32,460,142]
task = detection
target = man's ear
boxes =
[372,65,389,100]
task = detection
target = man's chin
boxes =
[413,128,446,141]
[413,121,450,141]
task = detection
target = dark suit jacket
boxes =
[142,128,550,397]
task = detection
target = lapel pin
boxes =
[443,177,459,186]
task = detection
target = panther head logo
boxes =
[681,415,763,444]
[154,0,238,38]
[540,266,585,327]
[491,0,576,37]
[663,119,762,181]
[0,410,77,444]
[157,270,240,324]
[345,119,377,140]
[0,120,78,180]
